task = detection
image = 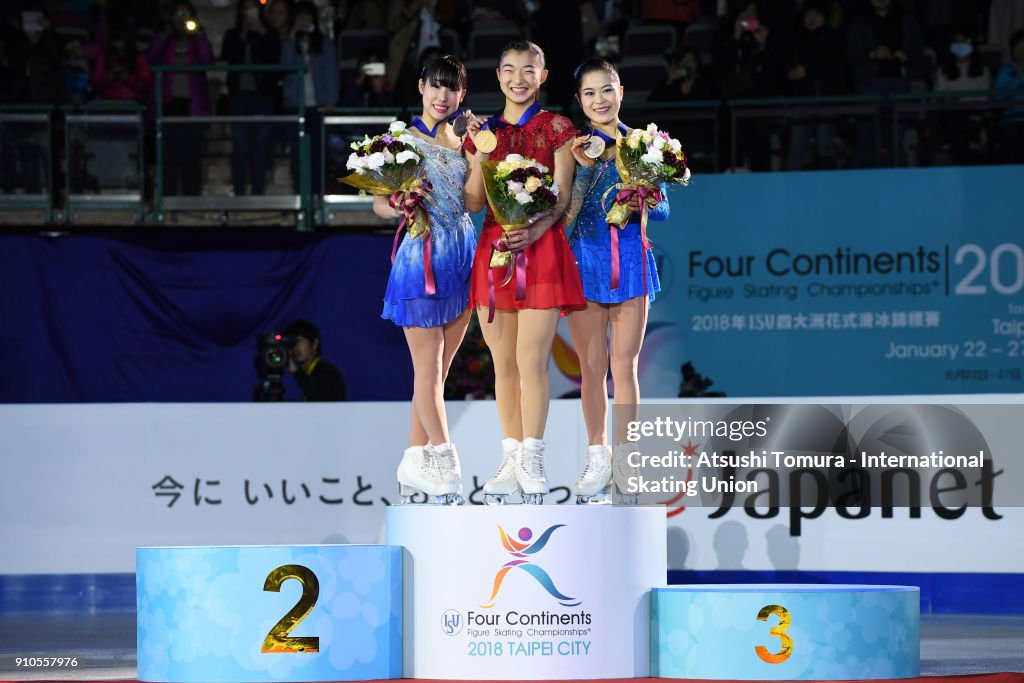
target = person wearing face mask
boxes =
[223,0,281,196]
[280,0,338,196]
[147,0,213,196]
[929,30,990,165]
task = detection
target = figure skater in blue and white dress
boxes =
[372,55,477,504]
[565,57,671,503]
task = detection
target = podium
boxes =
[136,545,402,682]
[386,505,667,680]
[651,584,920,680]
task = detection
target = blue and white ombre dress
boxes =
[567,156,669,304]
[381,134,476,327]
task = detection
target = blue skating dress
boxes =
[381,135,477,327]
[567,158,669,304]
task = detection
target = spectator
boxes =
[846,0,924,166]
[63,39,91,104]
[148,0,213,196]
[281,0,338,195]
[988,0,1024,63]
[284,319,347,401]
[995,29,1024,163]
[648,47,715,101]
[264,0,294,41]
[2,7,62,194]
[714,2,783,169]
[786,0,847,170]
[222,0,281,196]
[930,30,991,165]
[91,26,152,102]
[339,48,395,107]
[846,0,924,94]
[386,0,442,107]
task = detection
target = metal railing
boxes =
[3,88,1023,226]
[153,63,310,227]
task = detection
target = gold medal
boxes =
[475,129,497,153]
[583,135,606,159]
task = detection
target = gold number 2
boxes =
[755,604,793,664]
[261,564,320,653]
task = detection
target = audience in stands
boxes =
[994,29,1024,163]
[223,0,280,196]
[91,25,152,102]
[148,0,213,196]
[281,0,337,195]
[648,46,714,101]
[786,0,848,170]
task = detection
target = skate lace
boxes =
[421,451,440,477]
[581,451,609,479]
[495,452,517,477]
[521,449,546,479]
[435,450,456,478]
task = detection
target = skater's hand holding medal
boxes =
[601,123,691,290]
[570,134,608,168]
[461,110,497,154]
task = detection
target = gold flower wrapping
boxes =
[480,160,534,268]
[340,173,431,238]
[602,140,662,228]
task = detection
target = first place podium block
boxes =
[386,505,667,680]
[136,545,402,682]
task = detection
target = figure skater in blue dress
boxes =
[565,57,670,503]
[372,55,477,504]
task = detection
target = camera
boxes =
[253,332,296,401]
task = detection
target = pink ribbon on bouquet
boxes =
[389,179,435,295]
[486,235,528,323]
[608,185,663,293]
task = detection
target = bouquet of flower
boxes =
[480,154,558,267]
[479,154,559,320]
[342,121,438,292]
[602,123,690,290]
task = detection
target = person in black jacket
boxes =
[222,0,281,196]
[285,319,347,402]
[786,1,848,169]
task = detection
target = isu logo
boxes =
[481,524,580,608]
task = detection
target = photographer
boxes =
[284,319,347,402]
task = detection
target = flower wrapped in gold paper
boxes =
[480,154,558,268]
[341,121,437,292]
[599,123,691,290]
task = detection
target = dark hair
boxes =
[573,56,619,90]
[106,24,138,66]
[293,0,323,55]
[234,0,268,33]
[284,319,321,345]
[938,33,984,81]
[498,39,545,68]
[420,53,467,91]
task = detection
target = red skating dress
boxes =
[465,111,586,314]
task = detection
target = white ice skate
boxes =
[483,438,522,505]
[516,437,549,505]
[430,442,464,505]
[574,444,612,504]
[611,442,641,505]
[397,445,458,504]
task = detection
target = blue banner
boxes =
[640,165,1024,397]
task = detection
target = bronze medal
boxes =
[451,114,468,138]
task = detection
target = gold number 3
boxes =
[755,604,793,664]
[261,564,320,654]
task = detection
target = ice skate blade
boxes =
[483,492,523,505]
[575,491,612,505]
[615,491,640,505]
[521,492,545,505]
